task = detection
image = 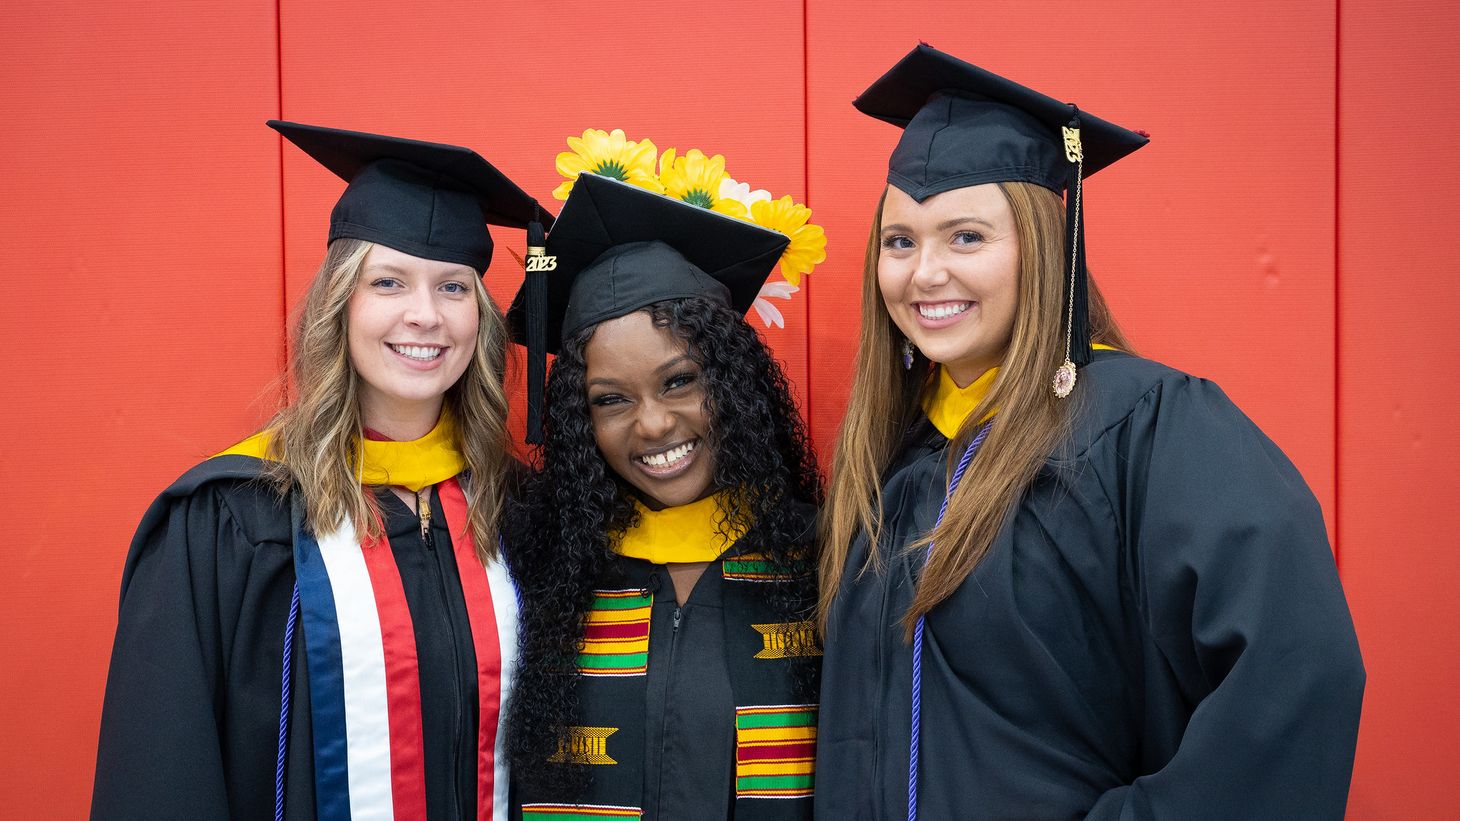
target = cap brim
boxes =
[853,44,1149,177]
[268,120,552,229]
[506,173,788,352]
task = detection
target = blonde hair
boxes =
[817,182,1129,635]
[263,238,511,560]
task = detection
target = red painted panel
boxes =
[277,0,810,448]
[0,1,282,816]
[805,0,1338,531]
[1339,0,1460,815]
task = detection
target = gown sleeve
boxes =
[1084,376,1365,820]
[91,482,253,820]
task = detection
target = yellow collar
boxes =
[920,345,1119,439]
[216,413,466,492]
[921,365,1000,440]
[615,493,747,564]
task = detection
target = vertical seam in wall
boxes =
[1332,0,1343,575]
[275,0,288,374]
[801,0,813,436]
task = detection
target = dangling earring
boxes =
[901,338,915,370]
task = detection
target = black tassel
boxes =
[524,210,548,445]
[1068,195,1092,366]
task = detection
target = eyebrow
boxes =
[362,263,408,275]
[881,216,996,233]
[585,355,695,389]
[656,355,695,374]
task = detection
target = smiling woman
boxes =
[347,245,482,440]
[877,183,1022,386]
[504,173,823,821]
[816,44,1365,821]
[91,122,547,821]
[584,311,715,510]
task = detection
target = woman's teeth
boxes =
[918,302,972,319]
[640,441,695,468]
[390,344,444,361]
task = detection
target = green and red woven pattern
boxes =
[521,803,642,819]
[577,589,652,677]
[734,704,817,798]
[722,553,796,582]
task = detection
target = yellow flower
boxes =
[554,129,664,200]
[657,148,747,218]
[749,196,827,285]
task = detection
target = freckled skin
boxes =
[878,183,1020,387]
[583,311,716,510]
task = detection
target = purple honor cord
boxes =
[276,583,300,821]
[908,422,991,821]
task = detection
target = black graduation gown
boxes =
[814,351,1365,821]
[515,510,819,821]
[92,455,484,820]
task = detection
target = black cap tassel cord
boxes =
[524,212,548,445]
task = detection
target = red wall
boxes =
[1,1,1453,816]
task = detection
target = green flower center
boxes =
[592,160,629,181]
[684,188,716,209]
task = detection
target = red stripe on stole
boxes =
[583,621,650,640]
[440,478,501,821]
[737,741,817,762]
[358,520,429,818]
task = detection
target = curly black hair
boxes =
[505,297,822,797]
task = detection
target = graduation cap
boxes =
[507,172,789,443]
[268,120,552,274]
[855,44,1149,396]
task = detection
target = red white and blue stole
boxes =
[292,476,517,820]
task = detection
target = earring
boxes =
[901,339,915,370]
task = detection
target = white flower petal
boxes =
[752,297,785,328]
[720,177,751,201]
[757,281,799,300]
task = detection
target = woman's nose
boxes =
[909,247,950,289]
[634,398,676,440]
[403,289,443,327]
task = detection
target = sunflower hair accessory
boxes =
[554,128,827,328]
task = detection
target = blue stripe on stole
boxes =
[293,525,353,821]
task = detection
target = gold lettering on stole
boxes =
[751,621,823,659]
[548,726,618,765]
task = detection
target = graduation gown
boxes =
[92,455,498,820]
[515,508,819,821]
[814,350,1365,821]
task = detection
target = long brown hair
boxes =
[263,238,512,560]
[817,182,1129,636]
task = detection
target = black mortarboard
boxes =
[855,44,1149,394]
[506,172,788,442]
[268,120,551,274]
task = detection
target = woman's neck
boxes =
[360,398,445,441]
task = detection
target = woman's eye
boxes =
[881,235,914,251]
[952,231,985,246]
[665,372,698,391]
[440,281,470,294]
[589,394,625,407]
[371,277,402,289]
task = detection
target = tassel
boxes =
[1061,107,1092,367]
[1067,194,1092,366]
[524,209,549,445]
[1052,108,1089,398]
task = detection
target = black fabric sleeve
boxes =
[1084,377,1365,820]
[91,485,241,820]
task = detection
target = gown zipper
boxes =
[418,486,468,820]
